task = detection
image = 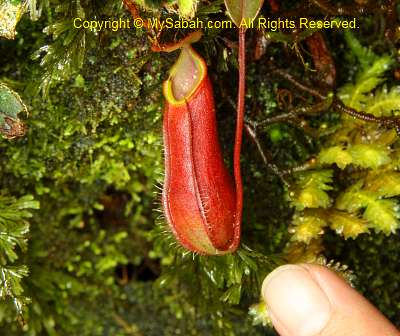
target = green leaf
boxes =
[0,265,30,316]
[289,212,327,244]
[0,265,29,298]
[284,240,324,264]
[365,172,400,198]
[178,0,197,19]
[224,0,264,27]
[249,301,272,327]
[328,210,368,239]
[348,144,391,169]
[33,19,87,96]
[363,199,399,234]
[335,181,371,212]
[318,146,353,169]
[339,56,393,110]
[16,195,40,210]
[25,0,42,20]
[343,30,378,70]
[365,86,400,117]
[220,284,242,304]
[372,129,398,146]
[319,144,391,170]
[290,170,333,210]
[0,195,38,263]
[0,220,29,263]
[335,182,400,234]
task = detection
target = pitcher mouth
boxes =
[163,45,207,105]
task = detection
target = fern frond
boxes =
[363,199,400,234]
[328,210,369,239]
[284,239,324,264]
[365,172,400,198]
[289,212,327,244]
[0,265,29,298]
[348,144,391,169]
[32,22,87,96]
[0,194,38,316]
[335,181,371,212]
[290,170,333,210]
[339,56,393,110]
[365,86,400,117]
[335,182,400,234]
[318,146,353,169]
[343,31,377,70]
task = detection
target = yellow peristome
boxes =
[163,45,207,106]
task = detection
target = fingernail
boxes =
[262,265,332,336]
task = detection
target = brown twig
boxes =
[244,123,290,186]
[309,0,382,16]
[269,62,400,135]
[281,157,318,175]
[268,62,327,100]
[256,99,332,126]
[332,98,400,135]
[268,61,400,128]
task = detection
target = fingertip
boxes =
[262,264,332,336]
[261,264,400,336]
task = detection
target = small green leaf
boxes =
[363,199,399,234]
[319,146,353,169]
[290,212,327,244]
[220,284,242,304]
[290,170,333,210]
[349,144,391,169]
[319,144,391,170]
[249,301,272,327]
[0,265,29,297]
[335,181,400,234]
[365,172,400,198]
[335,182,371,212]
[339,55,393,110]
[343,30,377,70]
[328,210,368,239]
[178,0,197,19]
[268,126,285,143]
[16,195,40,210]
[365,86,400,117]
[224,0,264,28]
